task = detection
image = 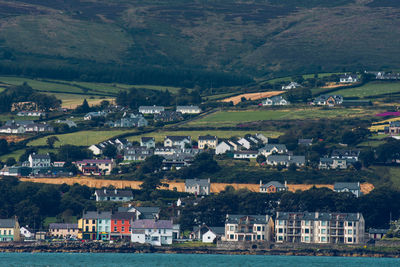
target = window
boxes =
[348,237,352,243]
[278,236,283,241]
[278,228,283,233]
[229,226,235,231]
[114,220,117,224]
[305,228,309,234]
[105,226,109,232]
[279,220,284,226]
[305,236,309,242]
[257,226,261,231]
[321,229,326,234]
[305,221,310,226]
[348,229,352,234]
[257,235,261,240]
[92,226,95,232]
[98,220,102,224]
[348,222,353,227]
[151,236,159,241]
[321,221,326,226]
[122,220,125,225]
[114,227,117,232]
[86,220,89,224]
[85,226,89,232]
[321,236,326,242]
[121,227,125,232]
[230,234,234,239]
[262,226,265,231]
[92,220,95,224]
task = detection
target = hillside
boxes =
[1,0,400,86]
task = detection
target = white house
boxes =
[334,182,362,198]
[131,219,175,246]
[185,178,211,195]
[282,82,301,90]
[176,105,201,114]
[164,136,191,149]
[20,226,34,239]
[84,111,107,120]
[138,106,165,114]
[259,144,288,157]
[190,225,225,243]
[215,141,234,155]
[238,138,251,149]
[262,96,289,106]
[88,144,103,156]
[339,74,358,83]
[94,189,133,202]
[28,153,51,168]
[140,137,156,148]
[233,151,258,159]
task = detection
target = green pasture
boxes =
[334,82,400,98]
[0,148,57,161]
[128,130,282,143]
[186,108,379,127]
[28,130,134,147]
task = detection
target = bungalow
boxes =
[185,178,211,196]
[259,144,288,157]
[0,125,25,134]
[131,219,175,246]
[124,147,153,161]
[84,111,107,120]
[0,218,20,242]
[334,182,362,198]
[259,180,288,193]
[233,150,258,159]
[215,141,234,155]
[74,159,114,176]
[224,214,274,242]
[262,96,289,106]
[28,153,51,168]
[138,105,164,114]
[190,225,225,243]
[164,136,191,149]
[282,82,301,90]
[17,111,45,117]
[154,111,183,122]
[94,189,134,202]
[176,105,201,114]
[313,95,343,106]
[140,137,156,149]
[339,74,358,83]
[266,155,306,167]
[198,135,218,149]
[49,223,79,239]
[369,229,389,240]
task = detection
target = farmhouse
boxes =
[140,137,156,148]
[282,82,301,90]
[28,153,51,168]
[386,121,400,135]
[313,95,343,106]
[84,111,107,120]
[259,144,288,157]
[74,159,114,176]
[259,180,288,193]
[339,74,358,83]
[176,105,201,114]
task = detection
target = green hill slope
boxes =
[0,0,399,86]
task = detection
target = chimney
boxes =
[260,180,262,186]
[104,189,107,194]
[208,178,210,184]
[358,182,360,188]
[115,189,118,195]
[284,181,287,188]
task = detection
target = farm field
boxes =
[334,82,400,98]
[186,107,380,127]
[27,130,134,147]
[220,91,284,105]
[0,148,57,161]
[50,93,115,109]
[127,130,282,143]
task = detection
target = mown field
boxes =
[186,107,380,127]
[127,130,282,143]
[27,130,135,147]
[333,82,400,98]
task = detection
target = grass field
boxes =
[127,130,282,143]
[372,166,400,189]
[0,148,57,161]
[28,130,135,147]
[334,82,400,98]
[186,107,379,127]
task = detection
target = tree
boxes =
[5,157,16,166]
[75,99,91,113]
[359,149,375,167]
[0,139,8,155]
[46,136,60,149]
[256,154,266,165]
[102,144,117,158]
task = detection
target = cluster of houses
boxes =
[365,71,400,80]
[0,120,53,134]
[319,149,360,170]
[11,101,46,117]
[138,105,201,115]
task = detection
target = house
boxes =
[190,225,225,243]
[111,212,136,240]
[0,218,20,242]
[124,147,153,161]
[25,123,54,133]
[319,157,348,170]
[255,133,269,144]
[28,153,51,168]
[139,105,164,114]
[84,111,107,120]
[0,125,25,134]
[94,189,134,202]
[259,180,288,193]
[339,74,358,83]
[215,141,234,155]
[17,111,45,117]
[369,229,389,240]
[162,155,194,170]
[20,226,34,239]
[97,211,112,241]
[298,139,313,146]
[107,115,148,128]
[198,135,218,149]
[164,136,191,149]
[88,144,103,156]
[224,214,274,242]
[131,219,175,246]
[227,140,242,151]
[56,120,77,128]
[154,111,183,122]
[282,82,301,90]
[140,137,156,149]
[89,138,131,156]
[313,95,343,106]
[49,223,79,239]
[334,182,362,198]
[78,211,98,240]
[275,212,365,244]
[237,137,251,149]
[74,159,114,176]
[331,149,360,161]
[386,121,400,135]
[176,105,201,114]
[185,178,211,196]
[259,144,288,157]
[233,151,258,159]
[124,206,160,220]
[266,155,306,167]
[262,96,289,106]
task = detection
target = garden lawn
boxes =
[334,82,400,98]
[186,108,379,127]
[28,130,134,147]
[128,130,282,143]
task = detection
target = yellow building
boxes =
[198,136,218,149]
[0,217,20,242]
[78,212,98,240]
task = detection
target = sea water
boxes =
[0,253,399,267]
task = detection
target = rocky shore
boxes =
[0,242,400,258]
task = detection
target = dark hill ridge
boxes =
[1,0,400,86]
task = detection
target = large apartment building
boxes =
[275,212,365,244]
[224,214,274,242]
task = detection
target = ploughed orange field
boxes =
[19,177,374,194]
[220,91,284,105]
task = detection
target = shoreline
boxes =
[0,242,399,258]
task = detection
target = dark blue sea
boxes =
[0,253,399,266]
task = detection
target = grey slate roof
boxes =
[209,226,226,235]
[49,223,78,230]
[185,179,210,188]
[95,189,133,198]
[276,212,362,222]
[131,219,173,229]
[267,155,305,164]
[135,206,160,215]
[30,154,51,160]
[198,135,217,141]
[369,228,389,234]
[260,181,286,189]
[111,212,136,220]
[332,149,360,158]
[260,144,287,151]
[0,219,16,228]
[298,139,313,145]
[225,214,269,224]
[334,182,360,191]
[141,137,155,143]
[165,136,191,142]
